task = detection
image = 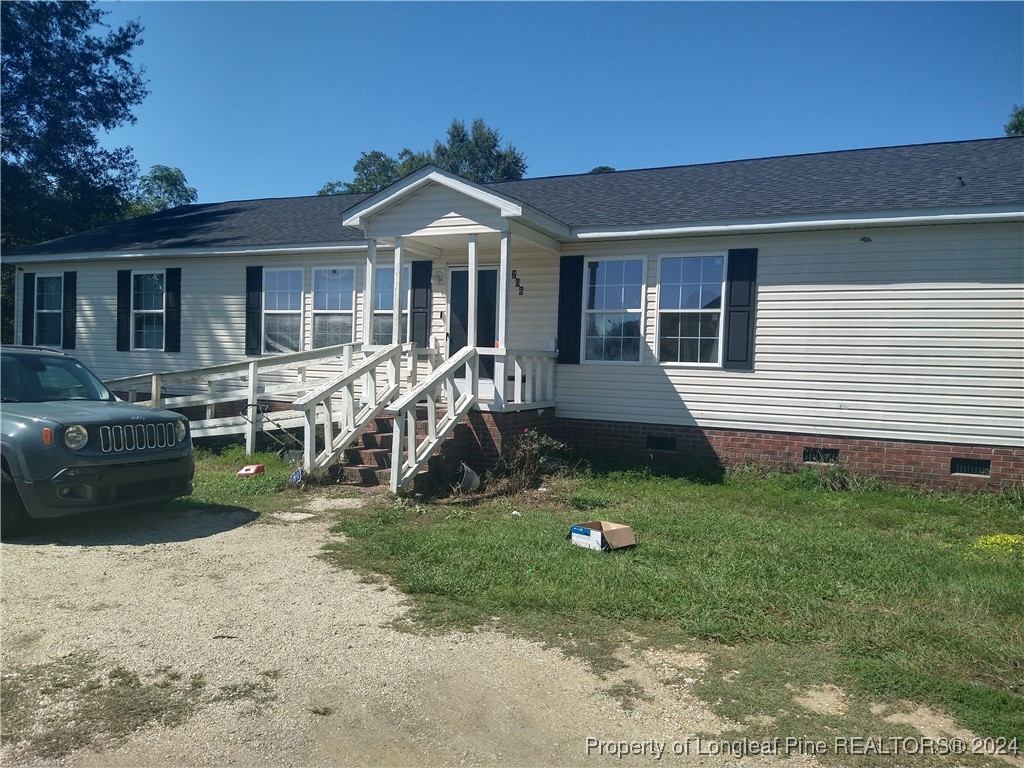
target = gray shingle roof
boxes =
[11,138,1022,256]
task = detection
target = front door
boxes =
[449,267,498,379]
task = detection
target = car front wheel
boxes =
[1,467,31,539]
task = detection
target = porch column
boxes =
[467,234,478,348]
[363,239,377,345]
[392,237,403,345]
[493,231,512,410]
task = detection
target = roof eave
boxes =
[570,205,1024,241]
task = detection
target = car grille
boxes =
[99,423,180,453]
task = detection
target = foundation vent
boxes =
[803,447,840,464]
[950,458,990,476]
[646,436,677,452]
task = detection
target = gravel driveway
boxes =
[1,497,816,768]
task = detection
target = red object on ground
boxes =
[237,464,265,478]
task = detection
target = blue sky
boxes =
[98,1,1023,204]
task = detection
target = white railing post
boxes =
[303,407,316,473]
[492,351,506,412]
[246,360,259,454]
[546,356,555,402]
[206,381,216,420]
[390,409,404,494]
[151,374,162,408]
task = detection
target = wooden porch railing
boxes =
[292,342,412,474]
[385,346,479,493]
[104,343,361,452]
[482,348,557,411]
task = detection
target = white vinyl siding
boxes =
[34,274,63,347]
[365,183,505,239]
[555,223,1024,447]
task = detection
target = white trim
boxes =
[8,243,374,265]
[130,269,167,352]
[32,272,64,348]
[573,208,1024,241]
[262,267,304,355]
[581,255,647,365]
[343,166,524,228]
[654,252,727,368]
[311,266,357,348]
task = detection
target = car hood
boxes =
[2,401,186,426]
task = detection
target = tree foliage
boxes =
[589,165,616,174]
[1,0,149,249]
[1,1,149,343]
[1005,105,1024,137]
[318,118,527,195]
[127,165,198,217]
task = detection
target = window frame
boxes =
[580,256,646,365]
[130,269,167,351]
[655,251,728,367]
[261,268,304,355]
[311,266,356,349]
[33,273,64,348]
[371,265,411,346]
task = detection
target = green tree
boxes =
[127,165,198,217]
[1005,105,1024,137]
[1,0,148,343]
[318,118,526,195]
[589,166,616,173]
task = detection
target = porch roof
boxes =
[10,137,1022,259]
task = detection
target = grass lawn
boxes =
[322,466,1024,756]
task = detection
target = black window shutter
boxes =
[245,266,263,356]
[556,256,584,364]
[62,271,77,349]
[116,270,131,351]
[165,268,181,353]
[722,248,758,370]
[410,260,432,348]
[21,272,35,345]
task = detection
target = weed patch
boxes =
[324,470,1024,746]
[0,655,204,759]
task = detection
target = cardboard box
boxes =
[568,521,637,552]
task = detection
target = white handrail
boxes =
[385,346,479,492]
[293,343,412,473]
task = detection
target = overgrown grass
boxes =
[324,467,1024,748]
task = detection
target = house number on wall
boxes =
[511,270,525,295]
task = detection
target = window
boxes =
[312,267,355,348]
[372,265,410,345]
[132,271,166,350]
[34,275,63,347]
[583,258,644,362]
[263,269,303,353]
[658,254,724,365]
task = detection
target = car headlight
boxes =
[63,424,89,450]
[175,420,188,442]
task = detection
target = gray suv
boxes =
[1,346,194,535]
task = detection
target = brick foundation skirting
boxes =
[551,417,1023,491]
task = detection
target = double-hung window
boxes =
[132,271,166,350]
[657,254,725,365]
[34,275,63,347]
[583,258,644,362]
[263,269,303,353]
[372,265,410,345]
[312,267,355,348]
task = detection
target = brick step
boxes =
[337,412,462,489]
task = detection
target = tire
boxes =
[1,467,31,539]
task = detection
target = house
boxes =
[7,137,1023,489]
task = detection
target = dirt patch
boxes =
[0,501,816,767]
[793,684,847,717]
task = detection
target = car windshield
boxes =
[0,353,115,403]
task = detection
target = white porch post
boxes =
[392,237,403,345]
[493,230,511,410]
[363,239,377,345]
[467,234,478,349]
